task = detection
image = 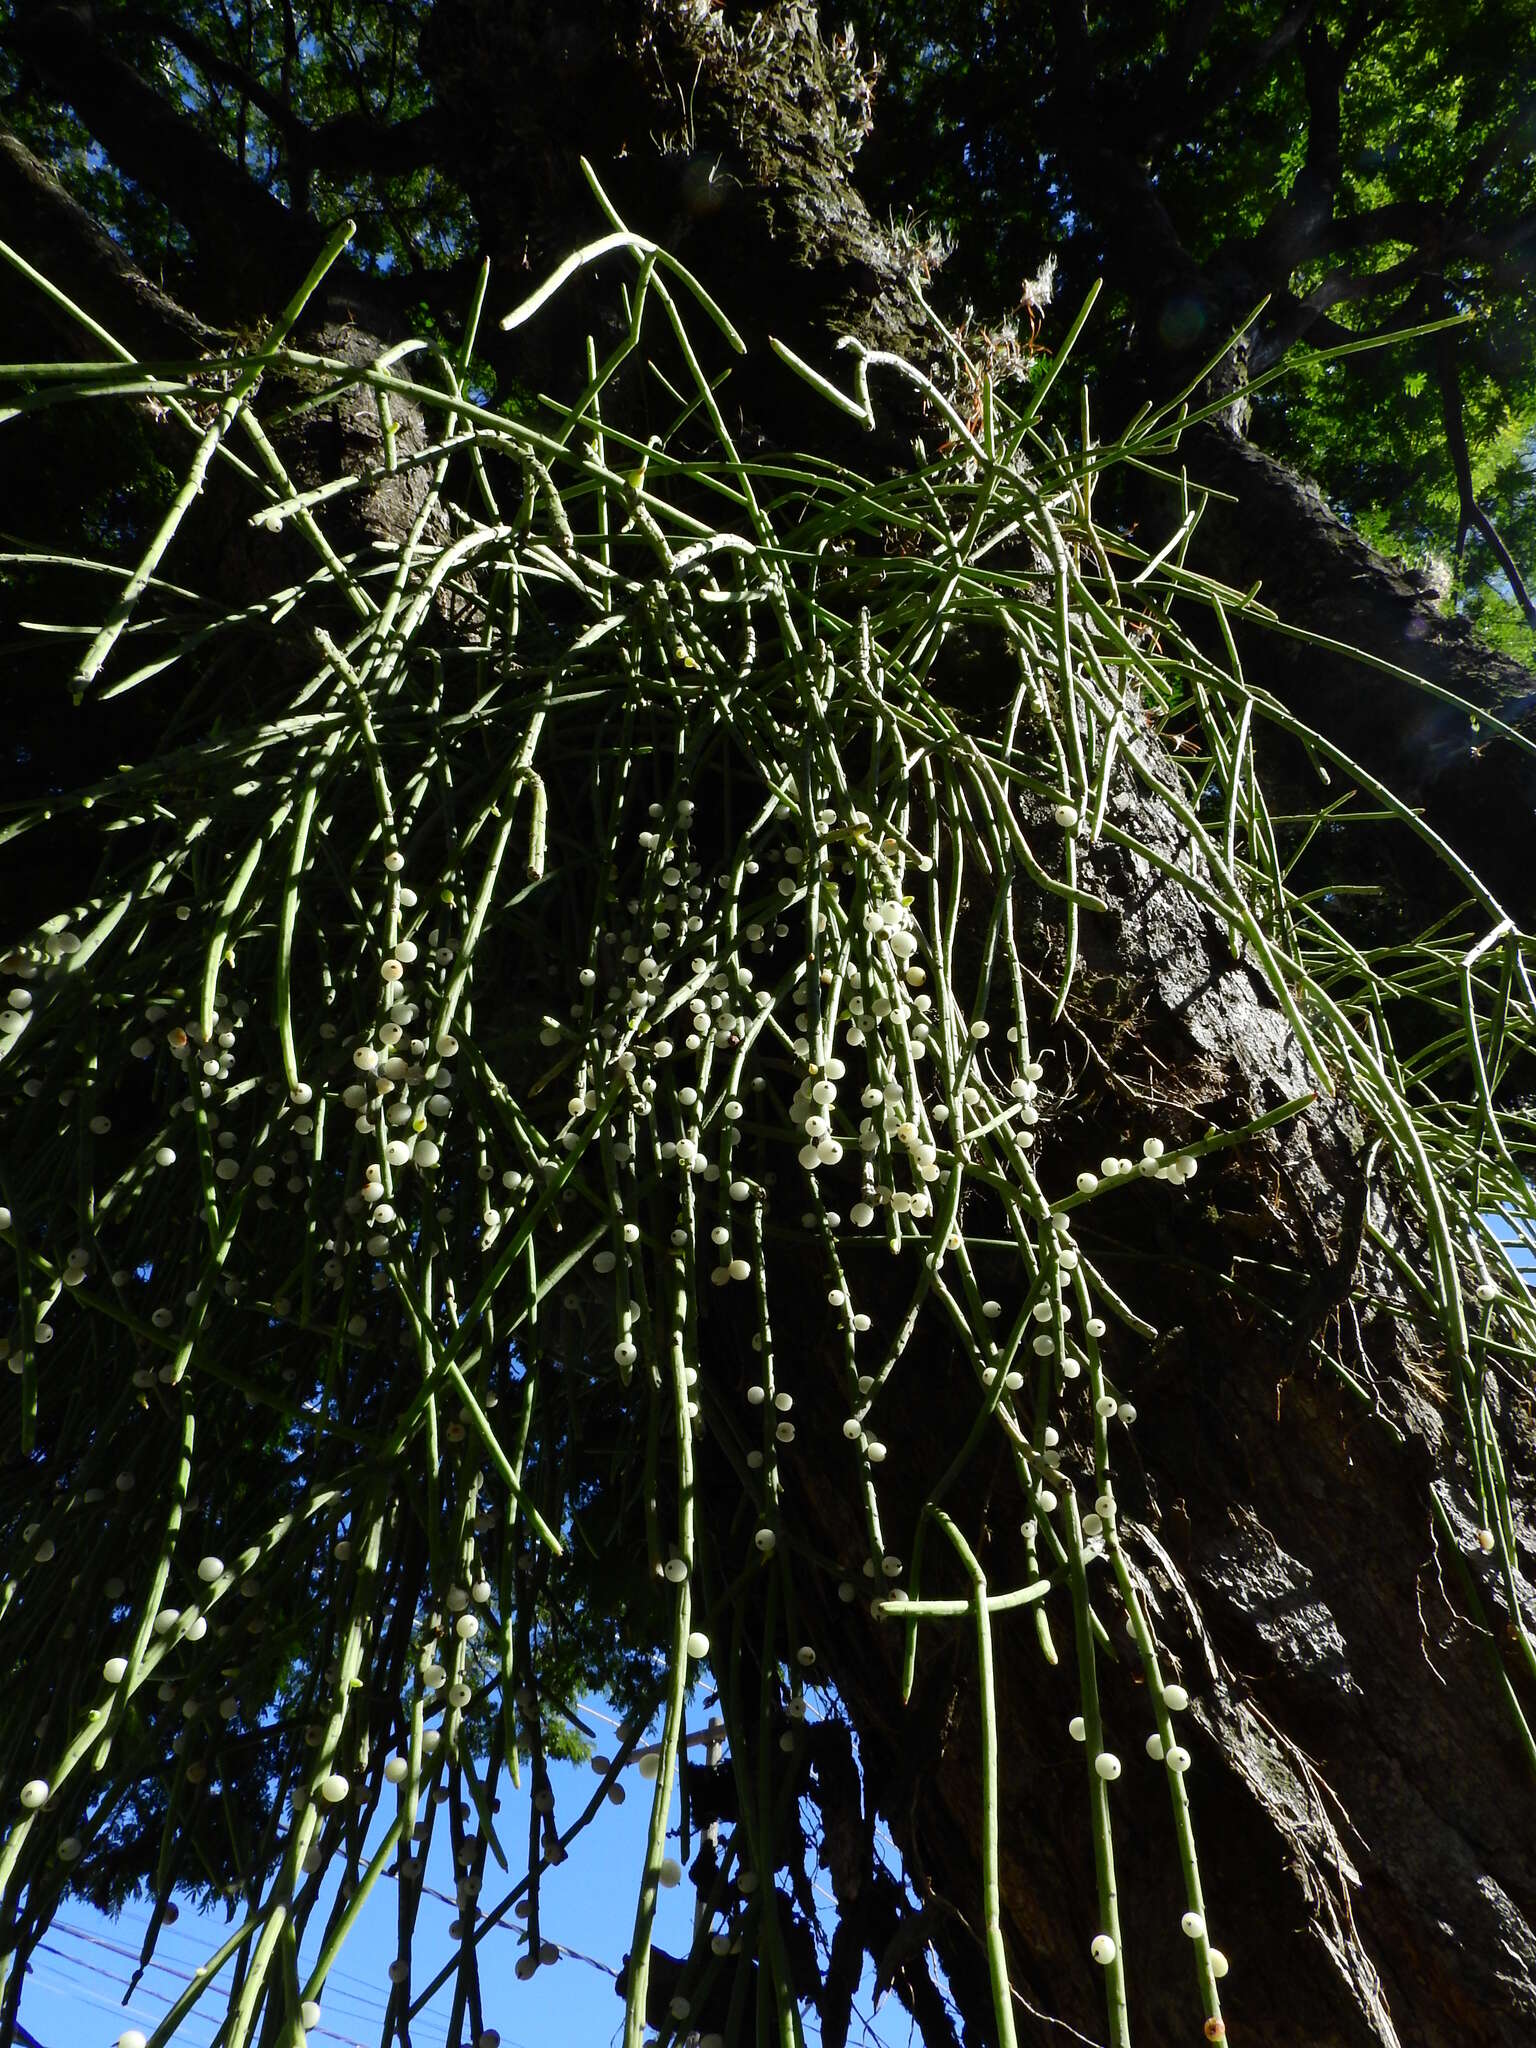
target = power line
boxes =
[51,1908,446,2041]
[86,1903,404,2015]
[33,1926,449,2048]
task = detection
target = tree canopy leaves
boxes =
[4,1,1532,646]
[845,0,1536,653]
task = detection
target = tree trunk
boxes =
[5,6,1533,2045]
[413,12,1536,2041]
[767,766,1536,2045]
[417,0,937,443]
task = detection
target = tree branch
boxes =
[1437,314,1536,632]
[1306,196,1446,255]
[147,17,313,152]
[1244,293,1355,371]
[1167,0,1226,72]
[305,107,442,178]
[1043,1,1207,305]
[148,20,442,181]
[1239,177,1519,377]
[1243,9,1353,276]
[0,122,221,357]
[1456,211,1536,266]
[1453,85,1536,211]
[1307,197,1536,274]
[1147,0,1316,152]
[1247,271,1432,374]
[9,0,329,321]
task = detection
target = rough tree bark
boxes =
[0,126,220,359]
[773,769,1536,2046]
[390,12,1536,2040]
[1151,426,1536,929]
[5,6,1533,2045]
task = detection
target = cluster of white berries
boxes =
[1079,1682,1220,1976]
[9,556,1492,2048]
[16,271,1528,2048]
[1075,1135,1199,1197]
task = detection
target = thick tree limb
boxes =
[1305,197,1448,256]
[1245,9,1354,278]
[301,106,441,178]
[1160,422,1536,920]
[1453,86,1536,210]
[1280,198,1536,278]
[145,17,305,153]
[9,0,328,320]
[0,123,220,357]
[1043,0,1210,314]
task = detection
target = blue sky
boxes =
[18,1705,915,2048]
[21,1713,694,2048]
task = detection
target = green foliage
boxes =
[1,188,1533,2048]
[4,0,1530,656]
[846,0,1536,660]
[0,0,467,283]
